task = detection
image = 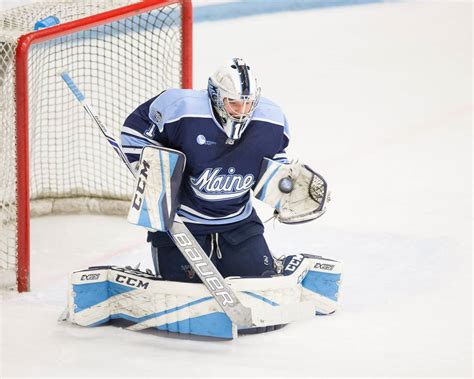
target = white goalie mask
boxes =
[208,58,261,143]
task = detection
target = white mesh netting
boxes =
[0,0,184,288]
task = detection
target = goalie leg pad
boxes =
[67,260,329,339]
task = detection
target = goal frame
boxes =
[12,0,193,292]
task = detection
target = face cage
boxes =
[224,95,259,123]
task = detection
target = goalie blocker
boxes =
[127,145,185,232]
[66,254,342,339]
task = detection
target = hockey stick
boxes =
[61,73,253,328]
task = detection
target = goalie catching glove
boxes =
[254,158,330,224]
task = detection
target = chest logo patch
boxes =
[190,167,254,201]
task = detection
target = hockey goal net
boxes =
[0,0,192,292]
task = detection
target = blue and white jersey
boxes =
[121,89,290,233]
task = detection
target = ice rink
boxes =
[1,0,472,377]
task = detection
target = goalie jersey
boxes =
[121,89,290,234]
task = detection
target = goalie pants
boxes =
[148,217,275,283]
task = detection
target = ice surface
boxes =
[1,1,472,377]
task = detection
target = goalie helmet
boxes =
[208,58,261,143]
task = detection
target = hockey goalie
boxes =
[64,58,342,339]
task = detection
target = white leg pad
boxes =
[67,256,343,339]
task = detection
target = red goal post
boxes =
[0,0,192,292]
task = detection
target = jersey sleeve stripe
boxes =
[121,126,161,146]
[272,153,289,163]
[120,134,150,148]
[272,152,288,160]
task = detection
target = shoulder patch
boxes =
[151,110,164,133]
